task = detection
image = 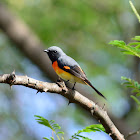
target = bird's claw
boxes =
[56,80,67,92]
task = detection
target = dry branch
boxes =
[0,72,125,140]
[125,128,140,140]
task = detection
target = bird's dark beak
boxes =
[44,49,49,53]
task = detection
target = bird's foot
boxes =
[72,86,75,90]
[72,82,76,90]
[57,77,63,83]
[56,79,68,92]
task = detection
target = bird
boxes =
[44,46,106,99]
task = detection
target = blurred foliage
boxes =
[122,76,140,111]
[109,36,140,58]
[121,76,140,96]
[35,115,105,140]
[0,0,140,140]
[35,115,64,140]
[70,124,105,140]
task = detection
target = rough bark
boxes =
[0,72,125,140]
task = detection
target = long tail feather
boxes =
[84,79,106,100]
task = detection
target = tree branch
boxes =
[0,72,124,140]
[125,128,140,140]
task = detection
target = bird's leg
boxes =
[57,77,63,82]
[72,82,76,90]
[65,80,69,86]
[66,80,69,83]
[56,77,67,92]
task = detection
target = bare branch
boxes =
[125,128,140,139]
[0,73,125,140]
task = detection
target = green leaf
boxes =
[123,82,132,85]
[49,120,55,124]
[52,123,61,130]
[90,124,105,132]
[128,42,140,46]
[56,131,65,135]
[121,77,140,111]
[123,51,135,55]
[35,115,64,140]
[70,124,105,140]
[135,45,140,49]
[121,77,140,95]
[76,134,91,140]
[43,137,50,140]
[132,36,140,41]
[132,89,139,93]
[136,93,140,97]
[126,85,134,88]
[72,134,91,140]
[34,115,54,131]
[50,137,54,140]
[121,76,127,80]
[131,95,140,105]
[109,37,140,58]
[109,40,126,47]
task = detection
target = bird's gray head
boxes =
[44,46,65,62]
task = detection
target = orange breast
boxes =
[52,61,85,84]
[52,61,64,74]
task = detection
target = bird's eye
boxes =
[54,50,57,53]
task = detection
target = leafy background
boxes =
[0,0,140,139]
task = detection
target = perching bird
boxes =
[44,46,106,99]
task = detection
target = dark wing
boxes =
[63,64,106,99]
[58,55,87,79]
[58,55,106,99]
[64,65,86,80]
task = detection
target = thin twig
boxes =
[129,1,140,23]
[125,127,140,139]
[52,130,54,140]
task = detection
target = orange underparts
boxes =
[52,61,73,81]
[52,61,66,74]
[52,61,84,84]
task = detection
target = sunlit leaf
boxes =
[131,95,140,105]
[56,131,65,135]
[35,115,64,140]
[109,37,140,58]
[43,137,50,140]
[121,77,140,111]
[70,124,105,140]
